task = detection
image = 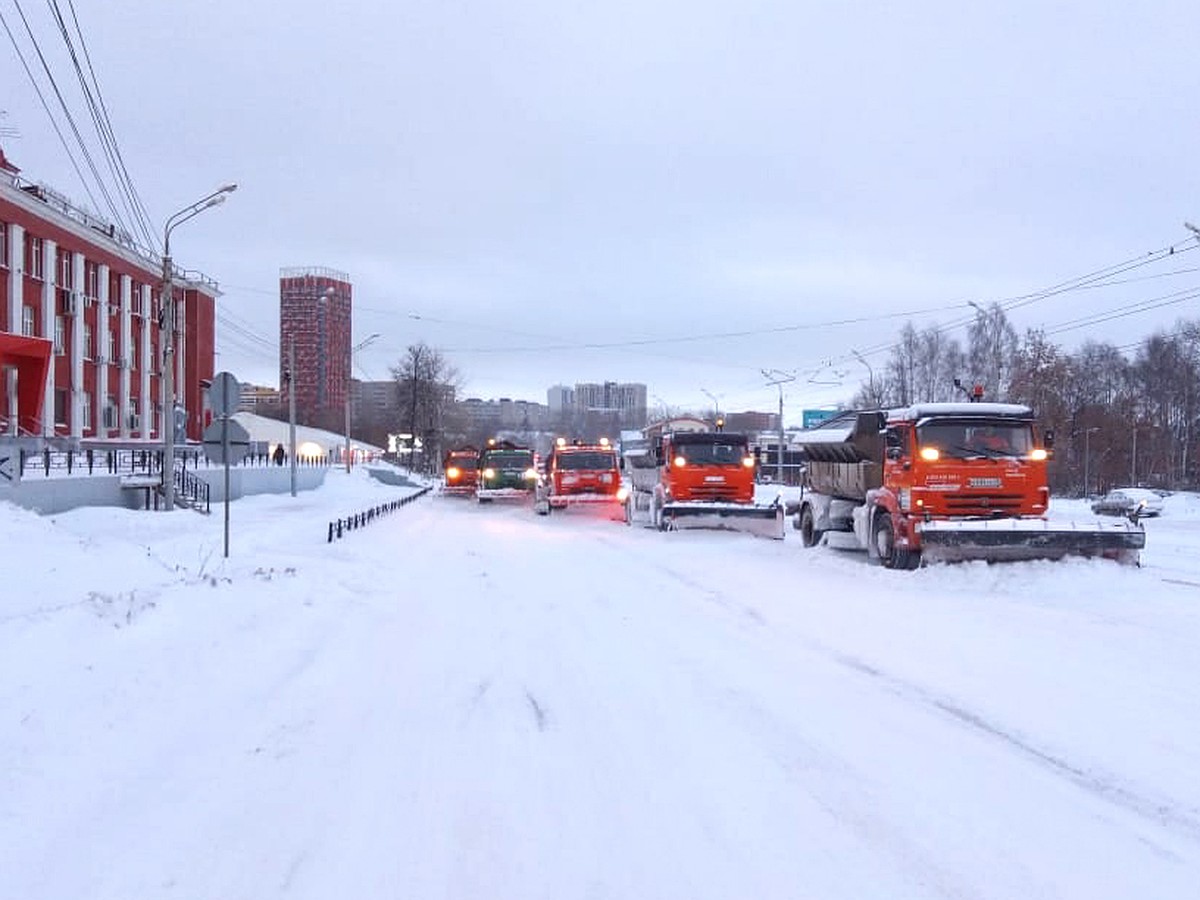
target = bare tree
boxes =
[967,302,1019,399]
[391,342,462,472]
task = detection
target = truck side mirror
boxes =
[1043,429,1055,450]
[653,438,664,465]
[887,446,902,461]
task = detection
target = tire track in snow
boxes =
[604,533,1200,847]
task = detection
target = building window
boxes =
[0,221,7,268]
[83,323,93,360]
[28,237,44,280]
[54,316,65,355]
[54,389,67,426]
[85,262,99,299]
[58,251,73,289]
[106,329,115,362]
[103,396,118,429]
[22,305,34,336]
[130,339,138,372]
[81,391,91,431]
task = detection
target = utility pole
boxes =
[288,336,297,497]
[761,369,796,483]
[345,333,381,473]
[161,250,174,509]
[160,184,236,510]
[1131,424,1137,486]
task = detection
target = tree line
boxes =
[851,304,1200,496]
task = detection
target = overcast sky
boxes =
[3,0,1198,420]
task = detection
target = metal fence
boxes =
[327,487,432,542]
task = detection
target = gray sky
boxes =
[3,0,1198,421]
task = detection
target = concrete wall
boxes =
[0,465,329,515]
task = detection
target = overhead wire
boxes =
[8,0,131,233]
[0,3,100,213]
[48,0,158,250]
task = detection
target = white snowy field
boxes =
[3,471,1199,900]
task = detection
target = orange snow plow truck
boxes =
[624,429,785,540]
[791,400,1145,568]
[535,437,628,516]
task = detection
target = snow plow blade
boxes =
[662,502,786,541]
[917,518,1145,565]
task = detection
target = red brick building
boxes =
[279,266,352,428]
[0,147,218,444]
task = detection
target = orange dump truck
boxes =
[792,401,1145,568]
[624,429,784,540]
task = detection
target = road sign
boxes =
[203,418,251,465]
[208,372,242,418]
[802,408,840,429]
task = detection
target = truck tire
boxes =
[624,496,634,526]
[798,506,823,548]
[873,512,920,570]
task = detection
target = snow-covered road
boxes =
[3,472,1199,899]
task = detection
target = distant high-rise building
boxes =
[574,381,647,427]
[279,266,351,427]
[547,384,574,416]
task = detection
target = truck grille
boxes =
[942,492,1025,515]
[687,484,741,502]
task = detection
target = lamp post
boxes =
[701,388,722,424]
[851,350,876,405]
[1083,426,1100,498]
[345,333,381,473]
[161,183,236,510]
[761,369,796,483]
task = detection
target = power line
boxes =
[7,0,131,232]
[0,4,99,211]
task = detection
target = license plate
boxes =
[704,476,725,483]
[968,477,1001,488]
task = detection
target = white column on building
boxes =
[97,263,110,438]
[5,224,23,436]
[40,238,56,437]
[175,290,185,432]
[5,223,22,335]
[118,273,132,439]
[139,283,152,439]
[70,251,85,439]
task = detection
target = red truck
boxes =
[534,437,627,516]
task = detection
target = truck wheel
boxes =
[652,495,667,531]
[798,506,823,548]
[624,497,634,526]
[873,513,919,570]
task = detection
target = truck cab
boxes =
[476,440,538,503]
[535,437,626,515]
[441,446,480,495]
[655,431,757,505]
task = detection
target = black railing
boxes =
[13,445,334,479]
[327,487,431,542]
[173,463,212,514]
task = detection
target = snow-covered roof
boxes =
[887,402,1032,422]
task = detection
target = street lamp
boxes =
[700,388,722,423]
[761,368,796,483]
[851,350,876,405]
[161,183,236,510]
[346,332,381,472]
[1083,426,1100,498]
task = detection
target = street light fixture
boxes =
[851,350,876,405]
[346,332,381,473]
[161,183,237,510]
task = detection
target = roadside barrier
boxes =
[327,487,431,542]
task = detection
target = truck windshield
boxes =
[448,456,478,470]
[557,452,617,470]
[677,441,748,465]
[917,421,1033,458]
[482,451,533,468]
